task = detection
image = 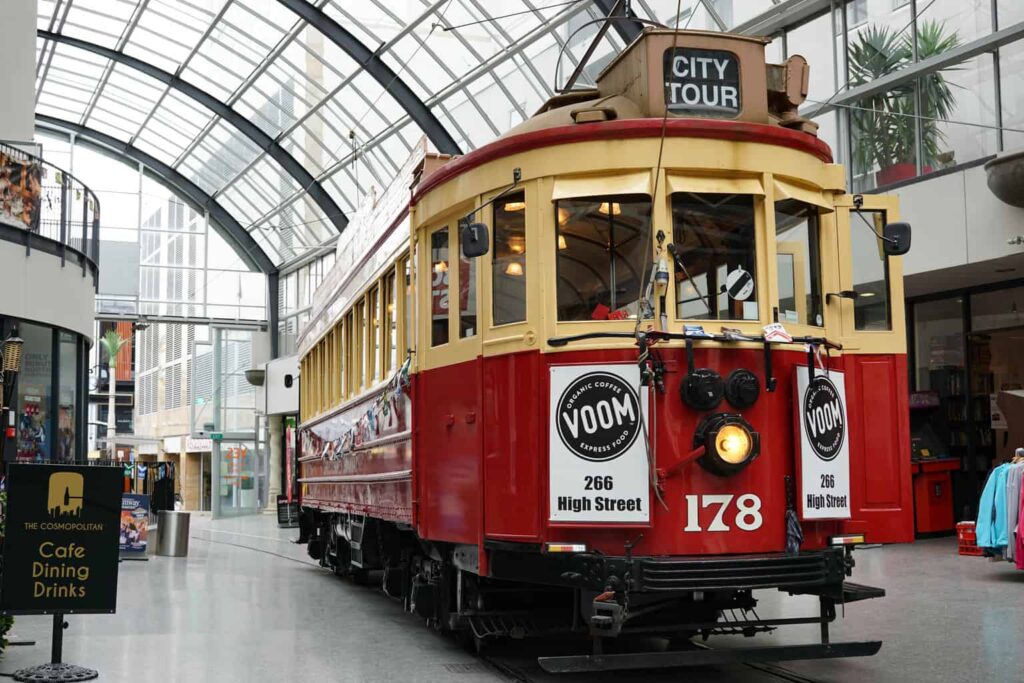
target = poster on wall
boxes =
[794,366,851,520]
[548,364,649,523]
[119,494,150,553]
[0,149,42,231]
[1,464,122,615]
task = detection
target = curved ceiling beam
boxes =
[276,0,463,156]
[37,29,348,237]
[37,115,276,274]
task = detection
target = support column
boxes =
[264,414,283,513]
[0,0,36,143]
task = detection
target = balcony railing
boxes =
[0,140,100,275]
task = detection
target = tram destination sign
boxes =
[663,47,741,117]
[0,464,122,615]
[794,367,851,520]
[549,364,649,523]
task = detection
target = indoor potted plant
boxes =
[848,21,961,186]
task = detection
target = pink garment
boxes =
[1018,488,1024,570]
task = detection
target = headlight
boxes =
[694,413,760,476]
[715,424,753,464]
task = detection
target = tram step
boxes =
[841,582,886,603]
[350,515,365,568]
[538,641,883,673]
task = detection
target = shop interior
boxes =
[911,284,1024,532]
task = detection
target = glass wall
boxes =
[779,0,1015,192]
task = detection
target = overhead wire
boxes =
[634,0,689,514]
[442,0,584,31]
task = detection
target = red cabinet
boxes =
[911,459,959,535]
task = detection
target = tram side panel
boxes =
[300,385,414,525]
[840,352,913,543]
[415,357,483,545]
[481,350,545,541]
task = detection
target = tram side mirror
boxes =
[883,222,911,256]
[461,221,490,258]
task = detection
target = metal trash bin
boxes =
[156,510,191,557]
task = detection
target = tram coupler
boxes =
[589,593,625,637]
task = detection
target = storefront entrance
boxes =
[912,285,1024,522]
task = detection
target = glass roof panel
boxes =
[60,0,136,49]
[35,0,704,267]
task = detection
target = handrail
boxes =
[0,139,101,274]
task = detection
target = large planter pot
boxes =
[876,163,932,187]
[985,149,1024,208]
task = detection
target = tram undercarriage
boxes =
[300,509,884,672]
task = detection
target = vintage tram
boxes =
[296,28,913,672]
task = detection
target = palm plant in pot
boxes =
[848,20,961,187]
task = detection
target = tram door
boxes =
[832,194,913,543]
[417,217,484,544]
[480,186,542,539]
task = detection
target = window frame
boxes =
[668,190,766,324]
[553,193,654,323]
[834,193,906,353]
[773,198,825,328]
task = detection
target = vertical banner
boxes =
[549,364,649,523]
[795,366,851,520]
[1,464,122,614]
[119,494,150,553]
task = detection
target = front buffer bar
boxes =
[538,640,882,673]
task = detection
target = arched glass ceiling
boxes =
[35,0,778,271]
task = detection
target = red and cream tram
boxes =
[296,28,913,672]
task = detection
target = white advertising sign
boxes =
[796,366,851,520]
[549,364,649,523]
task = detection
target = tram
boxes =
[295,28,913,672]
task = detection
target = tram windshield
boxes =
[671,192,758,321]
[555,195,652,321]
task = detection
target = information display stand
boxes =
[1,464,122,682]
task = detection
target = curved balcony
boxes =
[1,140,100,339]
[1,140,99,275]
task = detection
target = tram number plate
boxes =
[683,494,762,532]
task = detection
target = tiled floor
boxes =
[1,514,1018,682]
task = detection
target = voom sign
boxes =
[549,365,649,523]
[556,373,641,462]
[803,376,845,461]
[795,367,851,520]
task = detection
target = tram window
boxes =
[348,311,357,396]
[850,209,892,331]
[460,246,477,339]
[403,256,412,356]
[774,200,823,326]
[430,228,450,346]
[555,195,652,321]
[368,286,381,383]
[342,321,350,401]
[355,299,366,389]
[671,193,758,321]
[492,191,526,325]
[384,270,397,373]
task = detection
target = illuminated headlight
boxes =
[694,413,760,476]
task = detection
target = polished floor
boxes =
[1,515,1019,682]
